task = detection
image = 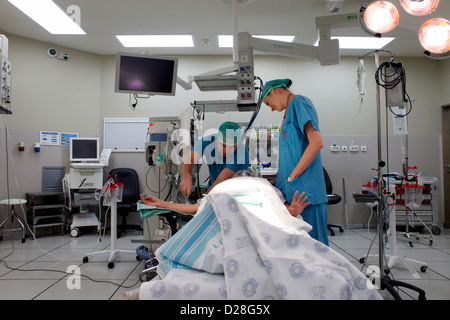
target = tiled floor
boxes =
[0,230,143,300]
[0,226,449,300]
[329,227,450,300]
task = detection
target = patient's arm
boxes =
[285,191,310,218]
[140,194,200,214]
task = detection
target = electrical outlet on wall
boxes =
[330,144,339,152]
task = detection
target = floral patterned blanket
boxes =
[139,177,381,300]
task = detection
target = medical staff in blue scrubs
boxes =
[262,79,329,245]
[179,121,250,197]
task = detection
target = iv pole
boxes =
[369,50,426,300]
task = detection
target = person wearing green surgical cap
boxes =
[262,78,329,246]
[179,121,249,198]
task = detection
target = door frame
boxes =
[442,104,450,228]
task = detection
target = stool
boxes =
[0,198,27,243]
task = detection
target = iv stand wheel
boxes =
[431,225,441,235]
[70,228,80,237]
[420,266,427,272]
[83,256,89,263]
[108,262,114,269]
[140,271,155,282]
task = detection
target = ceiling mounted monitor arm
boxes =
[176,76,193,90]
[238,31,338,66]
[238,32,319,60]
[238,31,339,66]
[177,63,239,90]
[178,12,362,92]
[238,12,361,66]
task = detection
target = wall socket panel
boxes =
[330,145,367,152]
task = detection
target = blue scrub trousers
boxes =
[301,203,329,246]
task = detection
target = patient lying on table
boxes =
[131,176,382,300]
[140,170,309,218]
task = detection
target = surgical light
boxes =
[364,1,400,33]
[400,0,440,16]
[419,18,450,54]
[7,0,85,35]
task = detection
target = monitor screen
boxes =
[69,137,99,162]
[114,52,178,96]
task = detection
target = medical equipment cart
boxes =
[393,177,440,237]
[26,192,66,236]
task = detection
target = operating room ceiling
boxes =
[0,0,449,58]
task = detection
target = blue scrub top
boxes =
[193,134,249,186]
[275,95,327,205]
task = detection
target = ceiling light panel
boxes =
[115,35,194,47]
[8,0,86,35]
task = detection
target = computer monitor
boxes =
[114,52,178,96]
[69,137,99,162]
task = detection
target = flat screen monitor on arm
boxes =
[114,52,178,96]
[69,137,99,162]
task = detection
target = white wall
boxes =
[439,58,450,105]
[1,31,448,229]
[3,33,447,136]
[3,34,102,134]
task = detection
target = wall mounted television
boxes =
[114,52,178,96]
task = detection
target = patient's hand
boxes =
[179,178,192,198]
[287,191,310,217]
[140,194,165,208]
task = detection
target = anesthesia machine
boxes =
[144,107,203,201]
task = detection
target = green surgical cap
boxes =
[261,78,292,101]
[218,121,242,145]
